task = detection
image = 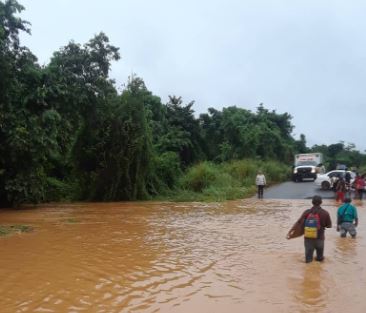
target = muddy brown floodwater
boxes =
[1,199,366,313]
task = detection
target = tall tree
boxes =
[159,96,204,166]
[294,134,308,153]
[0,0,55,206]
[74,76,155,200]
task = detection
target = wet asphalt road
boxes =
[263,179,335,200]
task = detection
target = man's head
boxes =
[312,195,322,206]
[344,197,352,203]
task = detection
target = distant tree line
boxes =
[1,0,365,206]
[310,143,366,172]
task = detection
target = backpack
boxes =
[304,209,320,239]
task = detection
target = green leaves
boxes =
[0,0,30,50]
[199,105,295,162]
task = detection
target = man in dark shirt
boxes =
[345,171,351,184]
[295,195,332,263]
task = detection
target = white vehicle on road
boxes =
[315,170,356,190]
[292,153,325,182]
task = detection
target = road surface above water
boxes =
[264,180,335,200]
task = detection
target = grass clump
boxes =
[63,218,79,224]
[0,225,33,237]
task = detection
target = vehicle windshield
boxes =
[296,161,317,166]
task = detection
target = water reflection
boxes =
[292,263,327,312]
[334,236,357,261]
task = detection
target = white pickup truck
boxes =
[292,153,325,182]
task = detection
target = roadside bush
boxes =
[154,152,182,189]
[222,159,258,182]
[261,161,290,182]
[168,158,290,202]
[180,162,218,192]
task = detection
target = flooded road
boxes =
[1,199,365,313]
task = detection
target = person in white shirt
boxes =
[255,171,266,199]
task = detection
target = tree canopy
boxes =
[1,0,365,207]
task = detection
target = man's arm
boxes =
[286,211,307,239]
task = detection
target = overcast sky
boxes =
[18,0,366,151]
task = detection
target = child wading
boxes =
[287,195,332,263]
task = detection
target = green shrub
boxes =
[45,177,79,202]
[222,159,257,181]
[180,162,218,192]
[167,158,290,202]
[154,152,182,189]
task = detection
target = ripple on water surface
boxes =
[0,199,366,312]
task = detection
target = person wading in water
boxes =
[287,195,332,263]
[337,197,358,238]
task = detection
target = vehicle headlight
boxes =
[311,168,316,173]
[294,169,297,174]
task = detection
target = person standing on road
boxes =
[345,171,351,185]
[287,195,332,263]
[255,170,266,199]
[335,177,346,203]
[337,197,358,238]
[354,174,365,200]
[345,171,352,196]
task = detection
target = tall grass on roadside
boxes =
[166,159,290,202]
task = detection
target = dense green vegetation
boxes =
[161,159,291,202]
[310,143,366,173]
[1,1,366,207]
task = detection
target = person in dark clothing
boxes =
[344,171,352,194]
[345,171,351,184]
[288,195,332,263]
[336,177,347,203]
